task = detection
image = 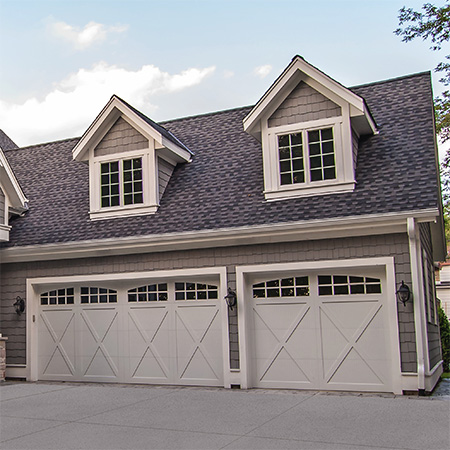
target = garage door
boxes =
[250,270,394,392]
[37,280,224,386]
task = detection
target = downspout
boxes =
[407,217,428,394]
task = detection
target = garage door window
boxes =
[128,284,168,302]
[175,282,218,300]
[80,287,117,303]
[40,288,74,305]
[318,275,381,296]
[253,277,309,298]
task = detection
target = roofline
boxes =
[0,208,439,263]
[0,147,29,209]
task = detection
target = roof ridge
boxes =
[5,136,80,152]
[350,71,431,90]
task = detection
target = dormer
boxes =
[73,96,192,220]
[0,147,28,241]
[244,56,377,200]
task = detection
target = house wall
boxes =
[94,117,149,157]
[158,157,175,200]
[420,222,442,369]
[0,187,5,224]
[268,81,342,128]
[0,232,416,372]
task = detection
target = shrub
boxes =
[438,304,450,372]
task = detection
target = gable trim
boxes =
[0,148,28,212]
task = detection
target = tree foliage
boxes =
[395,1,450,141]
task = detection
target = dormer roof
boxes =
[72,95,192,164]
[243,55,377,140]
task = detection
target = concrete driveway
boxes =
[1,381,449,450]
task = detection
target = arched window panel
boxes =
[318,275,381,296]
[253,277,310,299]
[40,288,75,305]
[81,287,117,304]
[175,282,218,301]
[128,284,168,302]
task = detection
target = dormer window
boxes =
[72,95,192,220]
[100,157,143,208]
[278,126,336,186]
[243,56,377,201]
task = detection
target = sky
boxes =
[0,0,448,157]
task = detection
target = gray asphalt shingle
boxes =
[2,72,440,248]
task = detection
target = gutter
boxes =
[0,209,440,264]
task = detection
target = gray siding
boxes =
[420,222,442,369]
[0,233,415,372]
[268,81,342,128]
[0,187,5,225]
[94,117,149,157]
[352,129,359,170]
[158,158,175,201]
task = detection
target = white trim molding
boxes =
[0,209,440,263]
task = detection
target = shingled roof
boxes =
[1,72,441,248]
[0,129,18,150]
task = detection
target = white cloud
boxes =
[253,64,272,79]
[0,63,215,146]
[49,20,128,50]
[223,70,235,79]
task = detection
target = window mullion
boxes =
[304,130,311,184]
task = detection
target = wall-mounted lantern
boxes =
[13,296,25,315]
[396,281,411,307]
[224,288,237,310]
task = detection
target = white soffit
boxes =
[243,55,377,137]
[72,96,191,163]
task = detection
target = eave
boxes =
[0,148,28,212]
[0,209,440,263]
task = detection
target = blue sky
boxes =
[0,0,446,156]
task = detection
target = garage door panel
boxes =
[38,310,76,379]
[80,309,119,380]
[128,307,171,382]
[253,303,318,387]
[175,305,223,384]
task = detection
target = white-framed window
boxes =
[263,116,355,200]
[278,127,336,186]
[100,157,144,208]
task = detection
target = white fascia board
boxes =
[0,208,439,264]
[160,136,192,163]
[0,148,28,210]
[243,56,368,134]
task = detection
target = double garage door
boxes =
[248,268,396,392]
[38,279,224,386]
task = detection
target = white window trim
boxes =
[262,116,355,201]
[89,144,159,220]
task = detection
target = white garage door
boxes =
[250,270,394,392]
[38,280,224,386]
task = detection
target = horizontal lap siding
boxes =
[158,158,175,201]
[0,233,415,372]
[0,188,5,224]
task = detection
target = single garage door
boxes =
[38,280,224,386]
[250,269,394,392]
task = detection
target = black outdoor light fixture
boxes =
[396,281,411,307]
[13,296,25,315]
[224,288,237,310]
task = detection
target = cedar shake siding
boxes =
[0,233,416,372]
[268,81,342,128]
[94,117,149,157]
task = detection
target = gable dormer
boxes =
[73,96,192,220]
[244,56,377,200]
[0,147,28,241]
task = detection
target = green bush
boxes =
[438,304,450,372]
